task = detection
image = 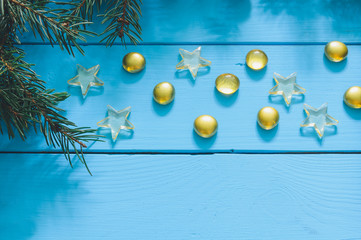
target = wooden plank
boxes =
[1,44,361,152]
[19,0,361,44]
[1,153,361,239]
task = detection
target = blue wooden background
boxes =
[2,0,361,239]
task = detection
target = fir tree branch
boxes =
[0,16,103,174]
[70,0,88,16]
[0,0,144,173]
[100,0,142,46]
[0,46,103,174]
[69,0,101,21]
[4,0,95,55]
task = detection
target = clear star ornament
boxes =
[301,103,338,138]
[176,46,211,79]
[68,64,104,98]
[97,105,134,141]
[269,72,306,106]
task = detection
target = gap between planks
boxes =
[1,151,361,155]
[16,42,361,46]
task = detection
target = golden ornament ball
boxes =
[246,49,268,70]
[153,82,175,105]
[215,73,240,95]
[344,86,361,109]
[257,107,279,130]
[324,41,348,62]
[194,115,218,138]
[122,52,146,73]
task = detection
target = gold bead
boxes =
[257,107,279,130]
[153,82,175,105]
[215,73,240,95]
[122,52,146,73]
[344,86,361,109]
[194,115,218,138]
[324,41,348,62]
[246,49,268,70]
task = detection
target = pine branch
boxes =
[4,0,96,55]
[3,0,143,49]
[69,0,101,21]
[0,16,103,174]
[100,0,142,46]
[0,46,103,174]
[0,0,144,173]
[70,0,88,17]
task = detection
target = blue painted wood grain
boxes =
[1,44,361,152]
[1,153,361,239]
[18,0,361,44]
[3,1,361,239]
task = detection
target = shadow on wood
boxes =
[192,130,217,149]
[0,155,79,239]
[323,54,347,73]
[213,87,239,107]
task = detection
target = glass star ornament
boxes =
[68,64,104,97]
[301,103,338,138]
[269,72,306,106]
[176,46,211,79]
[97,105,134,141]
